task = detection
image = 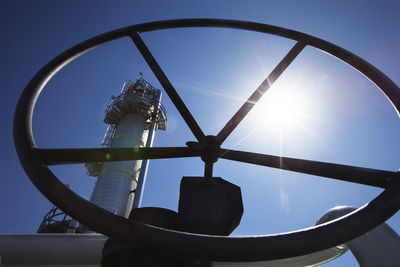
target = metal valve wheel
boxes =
[14,19,400,261]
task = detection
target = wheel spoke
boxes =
[129,32,205,142]
[219,149,398,188]
[34,147,201,166]
[204,162,214,178]
[216,41,306,144]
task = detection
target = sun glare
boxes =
[251,87,312,134]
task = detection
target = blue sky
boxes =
[1,0,400,266]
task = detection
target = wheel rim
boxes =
[13,19,400,261]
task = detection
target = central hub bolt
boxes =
[200,135,220,164]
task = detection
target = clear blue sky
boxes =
[1,0,400,266]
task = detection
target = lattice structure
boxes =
[37,206,78,233]
[103,79,166,130]
[85,78,166,178]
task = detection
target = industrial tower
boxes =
[38,77,166,232]
[86,77,166,218]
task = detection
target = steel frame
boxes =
[13,19,400,261]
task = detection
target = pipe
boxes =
[132,90,162,209]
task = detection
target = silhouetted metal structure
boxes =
[37,205,77,233]
[10,19,400,266]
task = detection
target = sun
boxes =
[264,93,300,125]
[250,85,313,134]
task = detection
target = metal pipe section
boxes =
[317,206,400,267]
[0,233,345,266]
[90,113,149,217]
[213,246,346,267]
[132,90,162,209]
[0,234,106,266]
